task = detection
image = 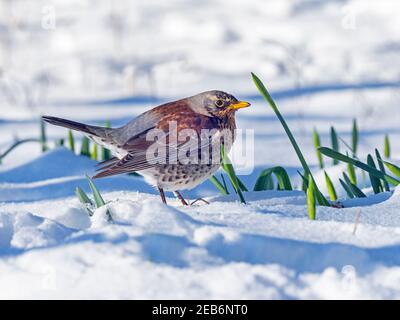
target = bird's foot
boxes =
[190,198,210,206]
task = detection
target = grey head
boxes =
[185,90,251,118]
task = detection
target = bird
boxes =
[42,91,250,205]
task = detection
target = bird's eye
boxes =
[215,99,224,108]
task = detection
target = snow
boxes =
[1,0,400,299]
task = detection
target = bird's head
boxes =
[188,90,250,119]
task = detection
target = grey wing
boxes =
[112,110,164,145]
[92,129,224,179]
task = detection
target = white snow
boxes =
[1,0,400,299]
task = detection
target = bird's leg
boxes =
[158,187,167,205]
[190,198,210,206]
[174,191,189,206]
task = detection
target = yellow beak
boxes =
[229,101,251,110]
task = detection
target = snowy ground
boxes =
[1,0,400,299]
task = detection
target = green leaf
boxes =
[319,147,400,186]
[367,154,382,194]
[313,128,324,169]
[86,175,106,208]
[56,138,64,147]
[75,187,94,216]
[68,130,75,153]
[339,178,354,198]
[209,175,229,195]
[251,72,329,206]
[80,136,91,157]
[313,127,324,169]
[347,160,357,185]
[324,171,337,201]
[75,186,93,205]
[383,160,400,178]
[375,149,390,192]
[40,118,48,152]
[91,143,98,160]
[307,174,316,220]
[254,166,293,191]
[101,120,111,161]
[220,145,246,203]
[352,119,358,156]
[330,126,339,165]
[384,134,390,158]
[343,172,366,198]
[298,170,308,193]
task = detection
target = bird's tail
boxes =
[42,116,107,137]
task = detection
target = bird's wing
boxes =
[93,104,225,179]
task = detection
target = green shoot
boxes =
[220,145,246,203]
[339,178,354,198]
[319,147,400,186]
[313,127,324,169]
[375,149,390,192]
[101,120,111,161]
[40,119,48,152]
[253,166,293,191]
[352,119,358,156]
[91,143,98,160]
[68,130,75,153]
[384,134,390,158]
[330,126,339,165]
[367,154,382,194]
[307,174,316,220]
[75,187,94,216]
[56,138,64,147]
[85,175,112,221]
[324,171,337,201]
[209,175,229,195]
[220,174,229,194]
[383,160,400,178]
[80,136,91,157]
[251,72,329,206]
[343,172,366,198]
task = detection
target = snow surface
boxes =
[1,0,400,299]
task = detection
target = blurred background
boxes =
[0,0,399,173]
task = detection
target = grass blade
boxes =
[91,143,98,160]
[101,120,111,161]
[252,72,329,206]
[307,174,316,220]
[56,138,64,147]
[367,154,382,194]
[339,178,354,198]
[330,126,339,165]
[40,119,48,152]
[352,119,358,156]
[75,187,94,216]
[298,170,308,193]
[75,186,93,205]
[220,174,229,194]
[86,175,106,208]
[209,175,229,195]
[324,171,337,201]
[221,146,246,203]
[384,134,390,158]
[68,130,75,153]
[319,147,400,186]
[347,159,357,185]
[80,136,90,157]
[343,172,366,198]
[313,127,324,169]
[254,166,293,191]
[383,160,400,178]
[375,149,390,192]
